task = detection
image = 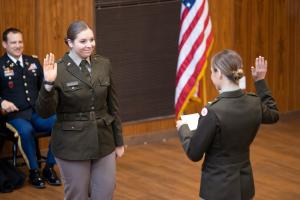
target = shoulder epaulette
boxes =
[56,58,63,64]
[32,55,38,58]
[207,97,221,107]
[93,54,101,58]
[94,54,109,62]
[247,92,257,97]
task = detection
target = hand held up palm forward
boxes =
[251,56,267,82]
[43,53,57,82]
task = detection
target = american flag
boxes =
[175,0,213,119]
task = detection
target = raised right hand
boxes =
[43,53,57,82]
[251,56,267,82]
[1,100,19,113]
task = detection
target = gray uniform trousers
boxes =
[55,151,116,200]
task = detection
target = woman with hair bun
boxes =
[176,49,279,200]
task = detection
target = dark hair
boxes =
[64,20,90,45]
[2,27,22,42]
[211,49,244,84]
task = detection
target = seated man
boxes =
[0,27,61,189]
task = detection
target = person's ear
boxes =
[216,68,222,79]
[67,39,73,48]
[2,41,7,49]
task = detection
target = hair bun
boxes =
[232,68,244,80]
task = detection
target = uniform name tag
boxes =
[66,81,79,87]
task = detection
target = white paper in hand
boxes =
[181,113,200,131]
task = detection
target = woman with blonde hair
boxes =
[177,49,279,200]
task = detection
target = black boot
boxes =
[29,169,46,189]
[42,166,61,186]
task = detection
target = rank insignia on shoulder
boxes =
[201,107,208,116]
[32,55,38,58]
[56,58,63,63]
[247,92,257,97]
[207,97,220,106]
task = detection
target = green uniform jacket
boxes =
[36,53,123,160]
[178,80,279,200]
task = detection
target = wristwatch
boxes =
[43,80,54,85]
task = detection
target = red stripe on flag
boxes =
[175,48,208,115]
[176,15,210,85]
[179,7,189,29]
[176,32,213,115]
[178,0,206,51]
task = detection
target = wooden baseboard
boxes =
[123,116,175,136]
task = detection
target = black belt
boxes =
[57,110,106,121]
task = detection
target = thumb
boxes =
[54,63,58,71]
[251,66,255,76]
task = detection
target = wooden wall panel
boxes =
[36,0,94,59]
[123,117,175,137]
[0,0,93,59]
[287,0,300,111]
[205,0,235,103]
[0,0,37,56]
[235,0,300,112]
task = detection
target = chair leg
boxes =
[0,139,4,152]
[12,142,18,167]
[35,138,44,168]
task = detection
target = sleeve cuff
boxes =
[254,79,269,97]
[44,84,54,92]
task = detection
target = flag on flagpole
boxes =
[175,0,214,119]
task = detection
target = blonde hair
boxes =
[211,49,244,83]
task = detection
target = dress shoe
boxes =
[29,169,46,189]
[42,167,62,186]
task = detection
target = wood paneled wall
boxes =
[203,0,300,113]
[0,0,37,57]
[0,0,94,59]
[0,0,299,138]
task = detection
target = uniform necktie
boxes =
[80,60,91,81]
[16,60,22,67]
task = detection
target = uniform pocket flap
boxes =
[102,114,115,126]
[62,122,83,131]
